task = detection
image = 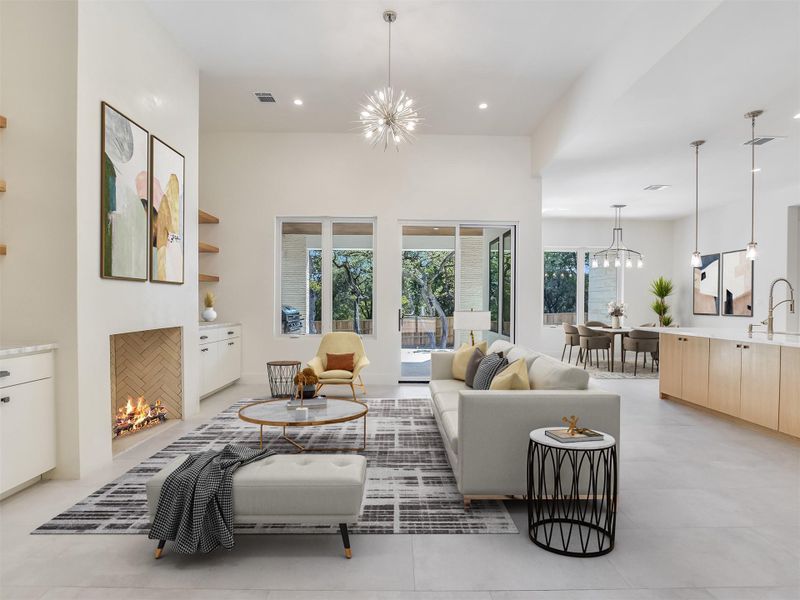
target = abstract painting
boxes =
[721,249,754,317]
[693,253,720,315]
[149,136,185,284]
[101,102,149,280]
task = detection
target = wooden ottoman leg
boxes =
[154,539,166,559]
[339,523,352,559]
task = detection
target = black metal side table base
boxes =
[527,436,618,557]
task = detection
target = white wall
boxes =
[71,0,199,476]
[0,0,81,475]
[540,217,675,355]
[199,133,541,384]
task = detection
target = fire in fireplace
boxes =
[114,397,168,437]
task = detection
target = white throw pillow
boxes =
[506,346,541,371]
[488,340,514,356]
[529,357,589,390]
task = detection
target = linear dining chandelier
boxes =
[591,205,644,269]
[358,10,421,151]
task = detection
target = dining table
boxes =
[587,326,633,372]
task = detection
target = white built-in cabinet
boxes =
[199,324,241,397]
[0,350,56,494]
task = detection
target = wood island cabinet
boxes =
[779,346,800,437]
[708,340,743,417]
[658,333,709,407]
[740,343,780,429]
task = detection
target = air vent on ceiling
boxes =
[644,184,671,191]
[254,92,276,103]
[743,136,785,145]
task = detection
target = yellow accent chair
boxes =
[307,332,370,401]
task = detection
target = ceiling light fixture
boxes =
[744,110,763,260]
[643,184,671,191]
[293,99,303,106]
[592,205,644,270]
[690,140,706,268]
[358,10,421,151]
[478,103,488,110]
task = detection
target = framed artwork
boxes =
[149,136,185,284]
[721,249,754,317]
[100,102,149,281]
[693,253,720,315]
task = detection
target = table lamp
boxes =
[453,309,492,346]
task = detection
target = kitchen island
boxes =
[644,327,800,439]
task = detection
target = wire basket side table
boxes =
[266,360,301,398]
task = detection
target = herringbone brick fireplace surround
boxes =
[110,327,183,438]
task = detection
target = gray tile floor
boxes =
[1,380,798,599]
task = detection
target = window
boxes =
[543,251,578,325]
[332,222,374,335]
[488,238,500,332]
[543,248,621,326]
[279,219,375,336]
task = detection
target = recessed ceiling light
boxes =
[478,103,488,110]
[644,184,671,191]
[293,99,303,106]
[752,167,761,173]
[794,113,800,119]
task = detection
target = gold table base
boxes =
[258,416,367,453]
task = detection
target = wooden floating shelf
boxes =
[199,274,219,283]
[0,245,6,256]
[199,242,219,253]
[0,180,6,192]
[199,209,219,224]
[0,115,6,128]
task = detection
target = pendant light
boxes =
[744,110,763,260]
[690,140,706,268]
[592,205,644,269]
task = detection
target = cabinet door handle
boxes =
[201,348,209,352]
[0,396,9,403]
[742,345,749,349]
[0,370,10,378]
[227,331,234,335]
[228,342,234,346]
[200,335,208,340]
[736,344,742,348]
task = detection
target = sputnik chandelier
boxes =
[591,205,644,269]
[359,10,421,151]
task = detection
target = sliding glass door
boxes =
[400,223,516,381]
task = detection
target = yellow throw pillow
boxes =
[490,358,531,390]
[451,341,488,380]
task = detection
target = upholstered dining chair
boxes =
[307,332,370,401]
[622,329,660,375]
[561,323,581,363]
[577,325,612,371]
[585,320,611,328]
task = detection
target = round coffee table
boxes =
[527,427,617,557]
[238,397,368,452]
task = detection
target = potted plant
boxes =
[607,301,626,329]
[201,292,217,322]
[650,276,674,326]
[293,367,320,403]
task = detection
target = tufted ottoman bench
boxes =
[146,453,367,559]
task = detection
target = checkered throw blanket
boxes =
[148,444,275,554]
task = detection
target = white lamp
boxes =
[453,310,491,346]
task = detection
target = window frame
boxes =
[276,217,377,338]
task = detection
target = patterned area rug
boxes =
[34,398,517,535]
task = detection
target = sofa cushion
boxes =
[529,357,589,390]
[488,340,514,356]
[451,341,488,380]
[433,391,459,416]
[490,358,531,390]
[506,346,541,371]
[440,410,459,452]
[429,379,468,397]
[473,353,508,390]
[464,347,485,388]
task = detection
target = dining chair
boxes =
[622,329,659,375]
[577,325,612,371]
[561,323,581,363]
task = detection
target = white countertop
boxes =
[0,343,58,358]
[199,321,241,330]
[642,327,800,348]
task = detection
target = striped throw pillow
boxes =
[472,352,508,390]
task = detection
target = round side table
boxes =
[527,427,617,557]
[266,360,301,398]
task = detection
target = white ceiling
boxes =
[144,0,800,220]
[145,0,642,134]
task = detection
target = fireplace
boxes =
[110,327,183,439]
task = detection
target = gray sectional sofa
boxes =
[429,340,620,506]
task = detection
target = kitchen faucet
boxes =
[749,278,796,336]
